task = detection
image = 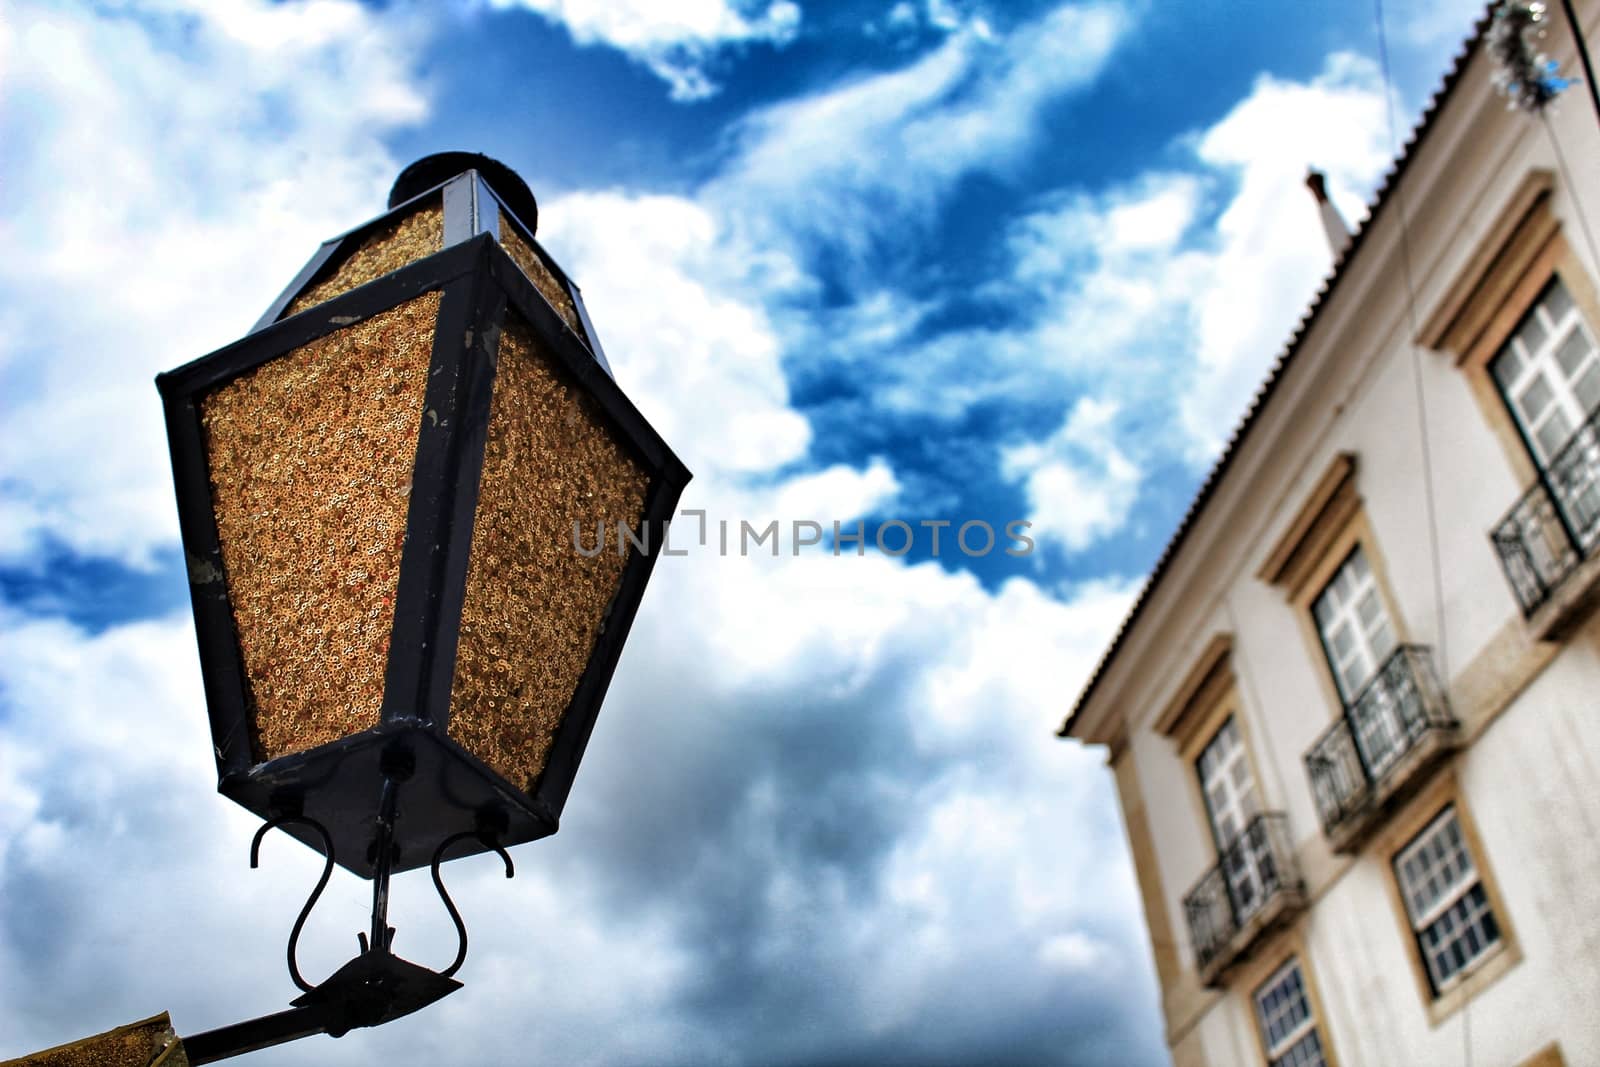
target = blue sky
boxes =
[0,1,1485,1063]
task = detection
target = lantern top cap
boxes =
[390,152,538,235]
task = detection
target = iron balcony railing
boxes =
[1303,645,1455,839]
[1182,812,1298,975]
[1491,406,1600,616]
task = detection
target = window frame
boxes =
[1392,803,1503,996]
[1485,274,1600,565]
[1195,715,1261,853]
[1283,507,1411,731]
[1426,176,1600,520]
[1252,956,1330,1067]
[1374,774,1520,1025]
[1172,671,1267,854]
[1193,714,1273,926]
[1237,940,1342,1067]
[1487,275,1600,470]
[1310,544,1399,706]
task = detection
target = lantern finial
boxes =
[389,151,539,234]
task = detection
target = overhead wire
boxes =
[1370,0,1463,1063]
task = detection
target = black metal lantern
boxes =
[154,154,689,1059]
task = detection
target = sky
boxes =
[0,1,1488,1064]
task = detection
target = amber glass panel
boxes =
[448,310,648,791]
[201,292,441,761]
[286,199,444,316]
[497,212,583,336]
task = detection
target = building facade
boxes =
[1060,7,1600,1067]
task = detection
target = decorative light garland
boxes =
[1488,1,1574,112]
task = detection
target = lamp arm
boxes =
[181,1005,338,1064]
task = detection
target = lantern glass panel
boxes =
[200,290,442,761]
[287,197,444,316]
[496,211,582,335]
[446,308,649,791]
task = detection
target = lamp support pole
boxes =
[367,776,401,956]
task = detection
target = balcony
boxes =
[1491,409,1600,636]
[1182,812,1305,986]
[1304,645,1456,852]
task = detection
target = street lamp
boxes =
[153,153,690,1061]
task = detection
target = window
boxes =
[1254,958,1328,1067]
[1491,276,1600,464]
[1394,805,1502,995]
[1197,717,1265,913]
[1312,546,1396,703]
[1492,277,1600,553]
[1313,546,1413,781]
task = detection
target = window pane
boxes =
[1536,410,1574,458]
[1275,1030,1327,1067]
[1422,882,1500,990]
[1255,959,1326,1067]
[1517,310,1548,354]
[1356,588,1382,627]
[1574,362,1600,416]
[1370,620,1395,663]
[1315,547,1395,703]
[1329,623,1355,661]
[1396,807,1476,923]
[1340,660,1367,697]
[1256,961,1307,1045]
[1198,717,1258,850]
[1230,758,1252,790]
[1546,277,1574,320]
[1518,373,1555,422]
[1395,808,1502,996]
[1334,564,1354,601]
[1501,278,1600,473]
[1492,345,1523,391]
[1554,326,1594,380]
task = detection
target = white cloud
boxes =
[484,0,801,101]
[1009,55,1394,473]
[538,191,815,477]
[1179,52,1394,457]
[0,0,428,568]
[0,605,704,1065]
[0,8,1172,1054]
[1103,177,1203,252]
[0,517,1161,1067]
[1003,397,1142,552]
[1005,172,1208,337]
[763,458,901,522]
[795,53,1398,505]
[1391,0,1491,48]
[1039,930,1113,972]
[713,2,1126,260]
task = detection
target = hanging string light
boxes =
[1488,1,1574,113]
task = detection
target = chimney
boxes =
[1305,168,1351,259]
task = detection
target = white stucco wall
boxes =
[1306,638,1600,1067]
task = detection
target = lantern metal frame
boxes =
[156,172,690,882]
